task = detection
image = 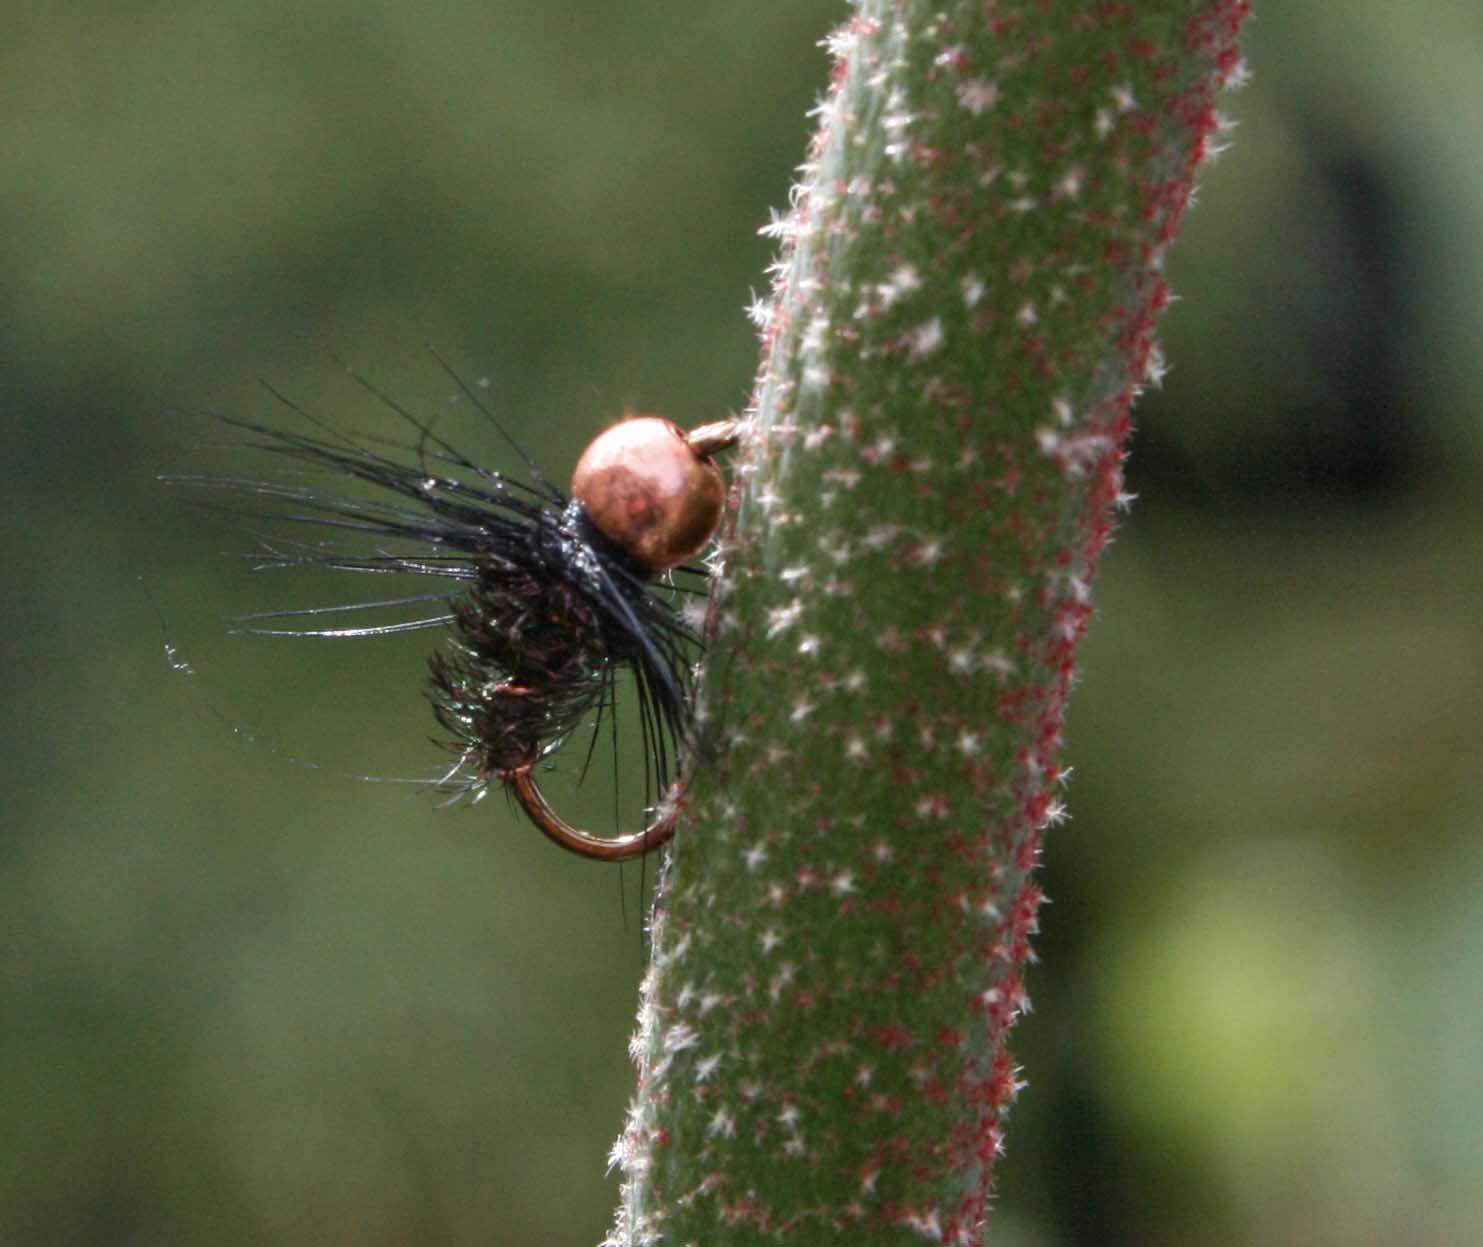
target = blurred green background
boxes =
[4,3,1481,1243]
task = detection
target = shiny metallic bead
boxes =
[570,416,729,571]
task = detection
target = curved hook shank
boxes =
[509,770,680,862]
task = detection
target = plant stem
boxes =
[607,3,1248,1243]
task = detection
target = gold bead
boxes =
[570,416,726,572]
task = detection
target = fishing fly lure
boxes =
[180,368,739,861]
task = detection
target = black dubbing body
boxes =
[429,503,691,786]
[173,397,699,807]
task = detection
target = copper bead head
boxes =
[570,416,726,572]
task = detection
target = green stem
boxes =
[608,3,1248,1243]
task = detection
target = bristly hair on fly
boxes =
[166,357,728,854]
